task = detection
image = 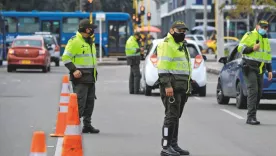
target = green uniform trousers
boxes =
[129,64,141,94]
[160,84,188,147]
[72,83,96,127]
[243,68,263,119]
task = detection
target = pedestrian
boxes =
[238,20,273,125]
[62,19,100,133]
[125,32,144,94]
[157,21,191,156]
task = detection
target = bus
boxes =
[0,11,134,60]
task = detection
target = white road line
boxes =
[54,138,64,156]
[220,109,245,120]
[47,145,55,148]
[193,97,202,100]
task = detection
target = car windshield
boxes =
[187,44,199,58]
[12,39,42,47]
[270,42,276,55]
[44,37,55,45]
[196,36,204,41]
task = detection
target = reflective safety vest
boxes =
[62,32,97,79]
[157,33,192,76]
[125,36,140,57]
[238,29,271,64]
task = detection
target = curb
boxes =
[206,67,220,75]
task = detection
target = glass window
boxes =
[196,36,204,41]
[93,17,106,33]
[62,18,79,33]
[13,39,42,47]
[187,44,199,58]
[18,17,39,33]
[44,37,55,45]
[5,17,17,33]
[270,42,276,55]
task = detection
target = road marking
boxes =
[193,97,202,100]
[220,109,245,120]
[47,145,55,148]
[54,138,63,156]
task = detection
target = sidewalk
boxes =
[205,61,223,75]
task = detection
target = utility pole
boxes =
[203,0,207,40]
[80,0,82,11]
[215,0,224,61]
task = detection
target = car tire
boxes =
[145,84,152,96]
[236,81,247,109]
[198,85,206,97]
[7,66,14,72]
[216,80,230,104]
[55,60,60,66]
[42,66,48,73]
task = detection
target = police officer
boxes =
[238,20,273,125]
[62,19,100,133]
[157,21,191,156]
[125,32,144,94]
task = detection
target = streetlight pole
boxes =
[203,0,207,40]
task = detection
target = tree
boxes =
[223,0,276,25]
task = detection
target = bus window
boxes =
[18,17,39,33]
[62,18,79,33]
[108,20,128,54]
[5,17,17,33]
[93,19,106,33]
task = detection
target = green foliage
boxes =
[226,0,276,18]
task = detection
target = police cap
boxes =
[79,19,97,29]
[258,20,269,27]
[171,21,189,31]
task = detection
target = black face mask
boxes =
[88,29,94,36]
[171,32,185,43]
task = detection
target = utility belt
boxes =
[242,58,264,75]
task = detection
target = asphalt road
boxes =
[0,64,276,156]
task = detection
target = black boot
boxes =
[161,125,179,156]
[171,123,190,155]
[161,146,180,156]
[82,125,100,133]
[246,118,260,125]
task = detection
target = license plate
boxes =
[21,60,31,64]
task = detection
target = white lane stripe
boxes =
[193,97,202,100]
[47,145,55,148]
[220,109,245,120]
[54,138,63,156]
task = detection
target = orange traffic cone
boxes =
[61,93,83,156]
[29,131,47,156]
[51,75,71,137]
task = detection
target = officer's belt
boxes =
[243,58,263,67]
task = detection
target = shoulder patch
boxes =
[164,37,169,42]
[246,31,252,35]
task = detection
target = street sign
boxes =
[96,13,105,21]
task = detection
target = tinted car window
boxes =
[270,41,276,55]
[44,37,55,45]
[13,39,42,47]
[187,44,199,58]
[196,36,204,41]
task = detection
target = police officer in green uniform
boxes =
[62,19,100,133]
[157,21,191,156]
[238,20,273,125]
[125,32,144,94]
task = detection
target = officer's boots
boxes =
[161,125,180,156]
[82,125,100,133]
[171,123,190,155]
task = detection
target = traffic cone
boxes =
[29,131,47,156]
[50,75,71,137]
[61,93,83,156]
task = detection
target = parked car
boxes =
[34,32,60,66]
[7,35,52,73]
[205,36,239,54]
[185,34,208,52]
[216,39,276,109]
[140,38,208,96]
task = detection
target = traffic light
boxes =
[132,14,136,21]
[147,12,151,21]
[140,5,145,15]
[135,14,141,25]
[83,0,92,12]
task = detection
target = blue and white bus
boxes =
[0,11,134,60]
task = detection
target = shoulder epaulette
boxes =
[246,31,252,35]
[164,37,169,42]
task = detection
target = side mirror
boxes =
[202,55,207,61]
[218,57,227,64]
